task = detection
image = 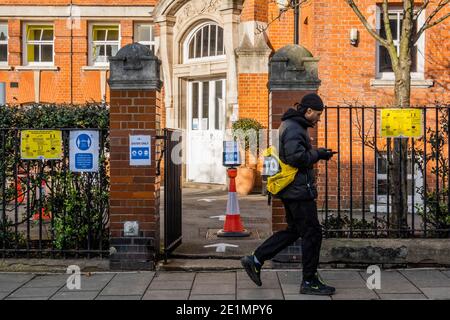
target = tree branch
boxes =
[255,0,310,34]
[414,0,430,19]
[414,0,450,43]
[345,0,389,47]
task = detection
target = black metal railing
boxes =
[320,105,450,238]
[0,128,109,257]
[158,128,182,262]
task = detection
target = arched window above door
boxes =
[184,22,225,62]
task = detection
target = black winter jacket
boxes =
[276,108,320,200]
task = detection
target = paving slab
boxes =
[378,293,428,300]
[142,290,190,300]
[277,271,302,284]
[50,291,99,300]
[284,294,332,300]
[99,272,154,296]
[59,273,115,292]
[319,270,364,281]
[152,272,196,282]
[237,271,280,289]
[5,296,49,300]
[420,287,450,300]
[331,288,379,300]
[189,294,235,300]
[400,270,450,288]
[148,280,193,290]
[326,278,368,289]
[23,274,68,288]
[194,272,236,283]
[191,283,235,295]
[0,273,35,284]
[359,271,421,294]
[6,286,61,299]
[237,288,284,300]
[0,274,35,292]
[0,291,11,300]
[280,283,300,295]
[440,270,450,279]
[96,295,142,300]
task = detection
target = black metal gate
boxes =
[158,128,182,261]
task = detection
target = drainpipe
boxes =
[293,0,299,45]
[0,82,5,105]
[70,0,73,104]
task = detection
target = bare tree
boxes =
[256,0,310,34]
[346,0,449,234]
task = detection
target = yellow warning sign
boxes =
[380,108,423,138]
[21,130,62,160]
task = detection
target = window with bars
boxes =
[0,23,7,64]
[90,24,120,66]
[376,152,423,205]
[186,23,225,62]
[24,24,54,65]
[134,24,155,54]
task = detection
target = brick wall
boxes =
[109,88,161,269]
[0,1,155,104]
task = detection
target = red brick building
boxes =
[0,0,448,193]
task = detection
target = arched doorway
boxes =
[183,22,227,184]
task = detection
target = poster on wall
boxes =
[380,108,423,138]
[21,130,62,160]
[130,135,151,166]
[69,130,99,172]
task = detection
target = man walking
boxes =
[241,93,336,296]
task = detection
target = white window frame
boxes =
[134,23,155,53]
[375,6,425,80]
[183,22,226,64]
[375,152,423,212]
[0,22,8,65]
[187,79,226,132]
[22,22,55,66]
[88,23,121,67]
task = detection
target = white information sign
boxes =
[69,130,99,172]
[130,135,151,166]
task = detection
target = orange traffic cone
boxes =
[16,180,25,204]
[217,168,250,237]
[32,180,52,222]
[33,207,52,221]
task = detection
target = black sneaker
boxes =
[300,274,336,296]
[240,255,262,286]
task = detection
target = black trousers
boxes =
[254,199,323,281]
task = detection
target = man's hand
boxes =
[317,148,334,161]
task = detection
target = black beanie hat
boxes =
[298,93,324,111]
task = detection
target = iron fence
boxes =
[0,128,109,257]
[319,105,450,238]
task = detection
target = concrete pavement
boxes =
[1,268,450,300]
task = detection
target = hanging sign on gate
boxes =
[223,141,241,167]
[69,130,99,172]
[21,130,62,160]
[380,108,423,138]
[130,135,151,166]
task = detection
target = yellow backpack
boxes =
[262,146,298,195]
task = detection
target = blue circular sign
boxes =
[76,134,91,151]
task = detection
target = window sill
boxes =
[82,66,109,71]
[0,65,12,70]
[15,65,59,71]
[370,79,434,88]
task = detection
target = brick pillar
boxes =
[268,44,321,262]
[108,43,162,270]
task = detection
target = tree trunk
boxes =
[389,45,413,237]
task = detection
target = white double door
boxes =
[187,79,227,184]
